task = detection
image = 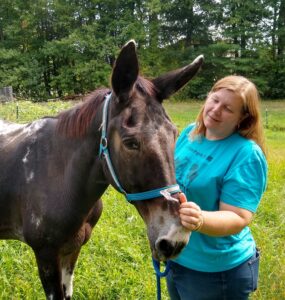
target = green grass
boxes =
[0,99,285,299]
[0,100,73,123]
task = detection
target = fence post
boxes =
[0,86,13,102]
[4,86,13,100]
[16,102,19,120]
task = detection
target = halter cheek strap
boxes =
[99,92,181,201]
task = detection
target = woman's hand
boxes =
[179,193,204,231]
[178,193,253,236]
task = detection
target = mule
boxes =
[0,40,203,299]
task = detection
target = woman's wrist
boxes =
[193,211,204,232]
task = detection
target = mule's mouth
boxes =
[153,238,186,261]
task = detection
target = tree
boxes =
[0,0,284,100]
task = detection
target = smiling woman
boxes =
[193,75,266,153]
[202,89,246,140]
[167,75,268,300]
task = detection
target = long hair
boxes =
[192,75,266,155]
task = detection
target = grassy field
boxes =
[0,99,284,299]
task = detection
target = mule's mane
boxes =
[56,77,156,138]
[56,88,109,138]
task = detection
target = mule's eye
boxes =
[123,138,140,150]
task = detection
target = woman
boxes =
[167,76,268,300]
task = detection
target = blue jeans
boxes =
[167,249,260,300]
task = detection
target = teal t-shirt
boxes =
[173,123,267,272]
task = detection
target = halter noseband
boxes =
[99,92,180,202]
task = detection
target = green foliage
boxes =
[0,0,285,100]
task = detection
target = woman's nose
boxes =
[212,104,221,114]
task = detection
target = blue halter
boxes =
[99,92,181,201]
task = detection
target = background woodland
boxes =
[0,0,284,100]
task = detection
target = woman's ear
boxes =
[238,113,250,129]
[240,113,249,123]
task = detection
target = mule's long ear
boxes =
[152,55,204,102]
[111,40,139,102]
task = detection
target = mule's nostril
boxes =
[157,239,175,258]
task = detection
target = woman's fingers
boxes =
[179,202,203,231]
[180,201,200,210]
[180,206,201,218]
[179,192,187,203]
[180,215,201,230]
[178,193,204,231]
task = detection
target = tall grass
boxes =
[0,99,284,299]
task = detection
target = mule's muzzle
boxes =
[154,238,186,261]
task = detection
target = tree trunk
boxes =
[277,0,285,56]
[185,5,194,47]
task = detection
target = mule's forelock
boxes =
[135,76,157,98]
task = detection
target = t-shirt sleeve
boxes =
[220,143,268,212]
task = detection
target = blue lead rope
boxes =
[152,258,172,300]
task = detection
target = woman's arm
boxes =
[179,200,253,237]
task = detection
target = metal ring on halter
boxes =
[100,137,108,149]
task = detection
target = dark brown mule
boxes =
[0,40,203,299]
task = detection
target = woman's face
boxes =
[203,88,244,140]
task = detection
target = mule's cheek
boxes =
[112,131,121,153]
[133,202,150,224]
[143,223,162,255]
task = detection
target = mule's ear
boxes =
[152,55,204,102]
[111,40,139,102]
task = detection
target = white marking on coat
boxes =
[26,171,34,183]
[23,119,46,136]
[22,147,35,183]
[0,119,46,148]
[62,268,74,298]
[31,213,42,228]
[22,147,31,164]
[0,121,25,147]
[0,120,24,134]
